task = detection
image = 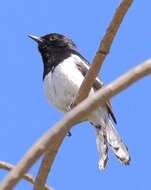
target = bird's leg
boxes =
[65,105,73,137]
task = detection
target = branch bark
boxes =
[0,161,53,190]
[33,1,133,189]
[72,0,133,107]
[33,138,64,190]
[1,58,151,190]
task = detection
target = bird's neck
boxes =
[41,48,72,79]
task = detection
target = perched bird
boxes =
[28,33,130,170]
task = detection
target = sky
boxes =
[0,0,151,189]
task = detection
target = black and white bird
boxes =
[28,33,130,170]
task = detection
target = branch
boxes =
[1,58,151,190]
[33,1,133,188]
[72,0,133,106]
[0,161,53,190]
[33,139,63,190]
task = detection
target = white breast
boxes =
[44,54,85,112]
[44,54,108,126]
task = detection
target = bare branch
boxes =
[72,0,133,107]
[33,139,63,190]
[0,161,53,190]
[1,58,151,190]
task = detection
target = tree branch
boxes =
[1,58,151,190]
[33,1,133,188]
[33,138,63,190]
[72,0,133,107]
[0,161,53,190]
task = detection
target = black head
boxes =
[28,33,77,53]
[28,33,78,78]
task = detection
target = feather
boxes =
[75,56,117,124]
[105,120,130,165]
[95,126,109,170]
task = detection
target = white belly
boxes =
[44,55,85,112]
[44,54,108,126]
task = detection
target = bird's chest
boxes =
[43,59,84,112]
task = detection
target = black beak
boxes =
[28,34,43,43]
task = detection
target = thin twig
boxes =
[1,58,151,190]
[0,161,53,190]
[72,0,133,107]
[33,1,133,189]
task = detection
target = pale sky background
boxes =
[0,1,151,190]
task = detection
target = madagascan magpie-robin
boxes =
[28,33,130,170]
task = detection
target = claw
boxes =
[67,131,72,137]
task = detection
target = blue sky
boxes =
[0,0,151,189]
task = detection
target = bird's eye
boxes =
[50,36,57,41]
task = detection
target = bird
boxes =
[28,33,130,170]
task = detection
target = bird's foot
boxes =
[67,131,72,137]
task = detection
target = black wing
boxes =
[73,52,117,124]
